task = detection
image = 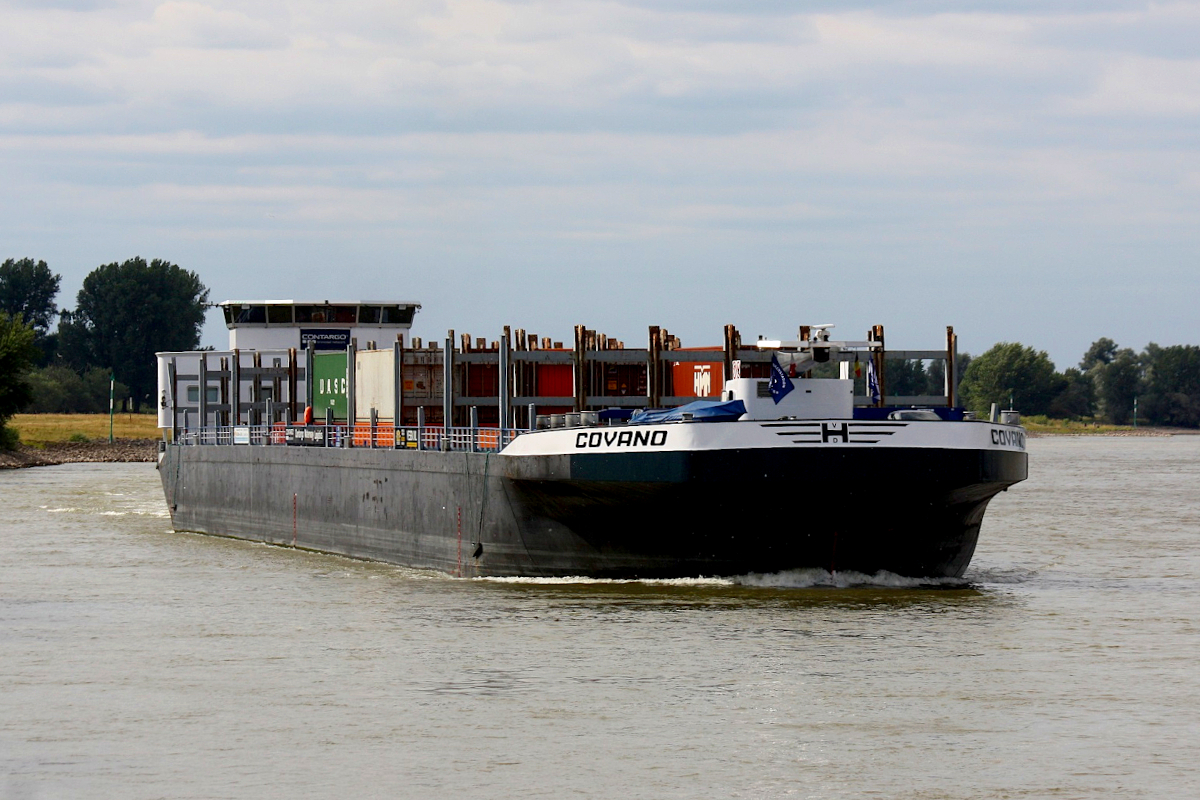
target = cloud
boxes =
[134,1,289,50]
[0,1,1199,366]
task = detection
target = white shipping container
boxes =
[355,350,395,421]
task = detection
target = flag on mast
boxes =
[768,353,795,404]
[867,357,881,405]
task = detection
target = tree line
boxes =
[0,257,209,447]
[889,339,1200,427]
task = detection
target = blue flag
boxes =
[768,353,794,404]
[867,357,881,404]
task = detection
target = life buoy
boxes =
[303,406,314,425]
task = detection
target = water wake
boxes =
[481,575,732,587]
[480,569,970,589]
[733,568,970,589]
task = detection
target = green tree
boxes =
[0,258,60,334]
[1047,367,1095,419]
[55,309,95,373]
[0,258,62,364]
[24,365,130,414]
[1139,344,1200,427]
[0,313,38,449]
[1095,348,1142,424]
[1079,337,1117,371]
[958,342,1063,417]
[67,257,209,410]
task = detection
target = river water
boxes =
[2,437,1198,799]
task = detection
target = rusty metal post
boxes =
[946,325,957,408]
[572,324,586,412]
[647,325,661,408]
[722,324,735,389]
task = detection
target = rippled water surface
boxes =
[3,437,1199,799]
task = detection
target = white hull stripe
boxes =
[501,419,1027,457]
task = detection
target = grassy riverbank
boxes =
[1004,415,1191,435]
[10,413,159,446]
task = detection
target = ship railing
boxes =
[394,426,522,453]
[174,424,523,453]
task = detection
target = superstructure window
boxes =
[359,306,382,324]
[328,306,356,323]
[267,305,293,324]
[380,305,414,324]
[295,305,356,323]
[234,305,266,324]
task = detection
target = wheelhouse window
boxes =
[267,305,293,324]
[295,305,356,324]
[380,305,415,324]
[234,305,266,324]
[358,306,382,324]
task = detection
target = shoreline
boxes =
[0,439,158,470]
[1027,428,1199,438]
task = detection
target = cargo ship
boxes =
[157,303,1027,578]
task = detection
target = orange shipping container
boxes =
[671,361,723,398]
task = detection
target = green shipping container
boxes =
[312,352,348,420]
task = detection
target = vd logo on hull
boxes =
[821,423,849,443]
[764,420,903,445]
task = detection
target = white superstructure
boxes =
[156,299,421,430]
[219,300,420,351]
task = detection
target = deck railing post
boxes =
[417,406,426,452]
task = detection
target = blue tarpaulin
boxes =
[628,399,747,425]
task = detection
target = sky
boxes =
[2,0,1198,369]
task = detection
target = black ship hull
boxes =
[159,442,1026,579]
